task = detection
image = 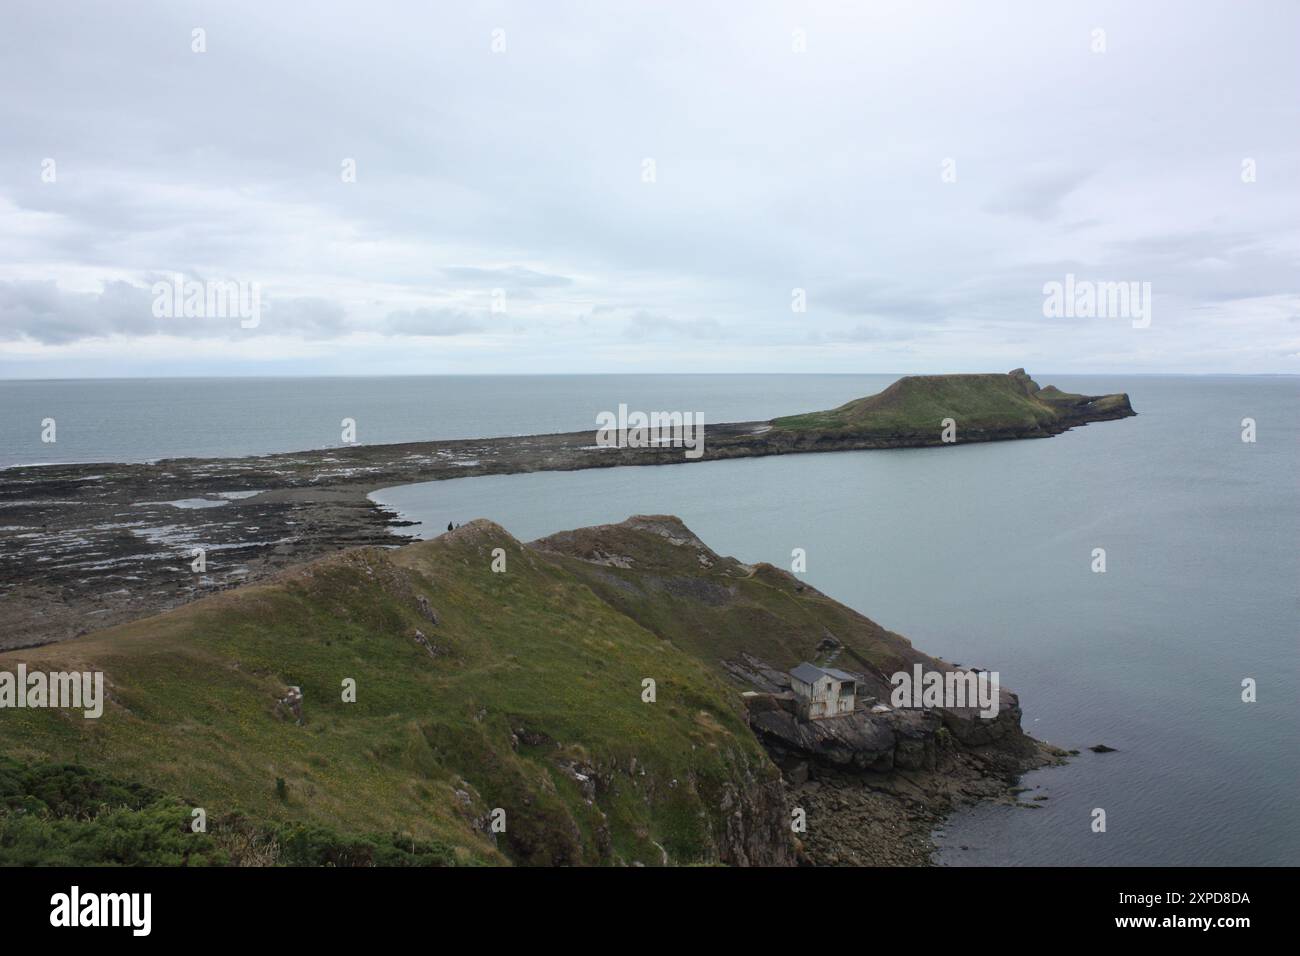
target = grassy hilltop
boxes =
[771,368,1134,438]
[1,516,959,867]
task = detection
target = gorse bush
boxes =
[0,757,460,867]
[0,758,160,819]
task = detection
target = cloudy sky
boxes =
[1,0,1297,377]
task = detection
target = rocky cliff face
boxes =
[713,770,797,866]
[742,677,1060,866]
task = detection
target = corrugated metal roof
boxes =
[790,662,859,685]
[789,662,826,684]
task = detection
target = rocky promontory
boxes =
[1,514,1060,866]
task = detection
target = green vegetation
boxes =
[0,520,798,866]
[0,757,462,866]
[772,369,1130,437]
[531,517,932,683]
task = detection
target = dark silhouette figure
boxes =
[447,521,454,532]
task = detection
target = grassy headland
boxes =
[1,520,795,866]
[0,516,1055,866]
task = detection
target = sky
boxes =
[1,0,1298,378]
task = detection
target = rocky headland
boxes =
[1,515,1065,866]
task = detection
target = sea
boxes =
[2,373,1295,865]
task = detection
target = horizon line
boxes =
[2,370,1297,384]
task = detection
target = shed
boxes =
[788,662,857,720]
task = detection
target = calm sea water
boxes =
[368,375,1299,867]
[2,374,1295,865]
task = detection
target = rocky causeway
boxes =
[0,370,1134,648]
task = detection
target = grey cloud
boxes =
[816,322,939,346]
[258,298,349,338]
[983,170,1092,223]
[381,307,486,337]
[440,266,574,289]
[0,279,349,343]
[834,325,892,343]
[0,279,155,345]
[816,279,955,323]
[1,1,1298,373]
[1058,229,1300,304]
[623,310,723,340]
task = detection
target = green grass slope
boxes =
[532,516,940,699]
[0,520,789,866]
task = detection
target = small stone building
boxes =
[789,662,857,720]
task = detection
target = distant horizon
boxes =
[1,369,1296,383]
